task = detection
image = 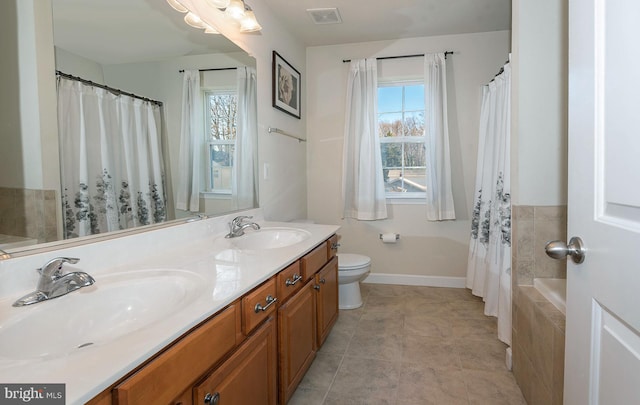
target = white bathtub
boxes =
[533,278,566,315]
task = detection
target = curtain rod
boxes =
[342,51,454,63]
[56,71,163,106]
[178,67,238,73]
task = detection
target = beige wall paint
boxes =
[306,31,510,278]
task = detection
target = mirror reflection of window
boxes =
[205,91,237,194]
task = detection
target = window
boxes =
[205,90,237,194]
[378,82,426,199]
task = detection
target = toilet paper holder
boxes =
[379,233,400,241]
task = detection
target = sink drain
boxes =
[77,342,94,349]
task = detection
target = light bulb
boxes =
[166,0,188,13]
[239,10,262,32]
[184,12,207,29]
[208,0,231,8]
[225,0,245,20]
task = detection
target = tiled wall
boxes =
[513,286,565,405]
[512,205,567,286]
[512,205,567,404]
[0,187,58,243]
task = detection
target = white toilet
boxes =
[337,253,371,310]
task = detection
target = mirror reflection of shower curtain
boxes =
[466,62,511,345]
[57,77,167,239]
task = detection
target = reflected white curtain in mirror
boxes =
[57,77,167,239]
[177,70,203,212]
[424,53,455,221]
[234,66,258,209]
[466,62,512,345]
[342,58,387,220]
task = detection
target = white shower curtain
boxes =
[342,58,387,220]
[424,53,456,221]
[176,70,203,212]
[234,66,258,210]
[57,77,167,239]
[466,62,512,345]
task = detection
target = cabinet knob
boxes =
[331,242,340,250]
[320,278,326,284]
[204,392,220,405]
[314,285,321,291]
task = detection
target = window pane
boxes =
[404,111,425,136]
[402,168,427,192]
[404,142,426,167]
[381,143,402,168]
[378,86,402,113]
[378,112,403,137]
[210,144,234,191]
[207,94,237,140]
[404,85,425,111]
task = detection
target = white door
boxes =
[565,0,640,403]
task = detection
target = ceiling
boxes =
[51,0,512,65]
[263,0,512,47]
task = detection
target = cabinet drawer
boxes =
[114,305,237,405]
[194,317,277,405]
[301,243,328,281]
[276,261,303,303]
[327,234,339,260]
[242,278,277,335]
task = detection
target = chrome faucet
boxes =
[12,257,95,307]
[225,215,261,238]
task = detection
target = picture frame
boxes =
[272,51,301,119]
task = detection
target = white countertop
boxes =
[0,215,339,404]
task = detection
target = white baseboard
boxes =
[362,273,466,288]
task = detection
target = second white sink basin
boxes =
[0,269,206,360]
[231,227,311,250]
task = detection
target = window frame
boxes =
[203,89,238,196]
[377,80,427,201]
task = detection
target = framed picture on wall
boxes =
[272,51,301,119]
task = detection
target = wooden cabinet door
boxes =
[315,256,339,347]
[194,317,277,405]
[278,282,317,404]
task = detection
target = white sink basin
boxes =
[0,269,205,360]
[231,227,311,250]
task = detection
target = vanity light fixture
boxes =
[167,0,262,33]
[167,0,188,13]
[184,12,208,29]
[225,0,246,19]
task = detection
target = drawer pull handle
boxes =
[320,278,326,284]
[331,242,340,250]
[285,274,302,286]
[254,295,277,313]
[204,392,220,405]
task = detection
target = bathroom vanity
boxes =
[0,210,339,405]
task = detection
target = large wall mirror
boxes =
[0,0,258,254]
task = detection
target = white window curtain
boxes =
[57,77,167,238]
[234,66,258,210]
[466,62,512,345]
[424,53,456,221]
[176,70,203,212]
[342,58,387,220]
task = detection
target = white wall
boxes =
[511,0,568,206]
[306,31,511,279]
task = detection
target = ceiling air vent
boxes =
[307,8,342,25]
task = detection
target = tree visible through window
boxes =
[205,90,237,193]
[378,83,426,197]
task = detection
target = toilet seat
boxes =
[337,253,371,270]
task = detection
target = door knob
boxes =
[545,237,586,264]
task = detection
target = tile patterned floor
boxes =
[289,284,526,405]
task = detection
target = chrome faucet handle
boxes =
[231,215,253,225]
[38,257,80,278]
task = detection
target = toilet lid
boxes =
[337,253,371,270]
